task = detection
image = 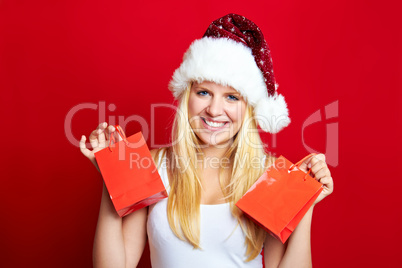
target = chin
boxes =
[196,133,234,147]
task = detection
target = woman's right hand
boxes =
[79,122,122,172]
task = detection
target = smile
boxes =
[201,118,229,130]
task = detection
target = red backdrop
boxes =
[1,0,401,267]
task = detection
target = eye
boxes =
[228,95,239,101]
[197,90,209,96]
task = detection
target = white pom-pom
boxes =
[254,94,291,133]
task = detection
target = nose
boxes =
[206,96,224,117]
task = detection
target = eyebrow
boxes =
[194,86,240,95]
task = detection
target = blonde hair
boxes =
[153,83,275,262]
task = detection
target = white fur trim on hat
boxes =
[169,36,290,133]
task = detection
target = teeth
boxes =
[204,119,225,128]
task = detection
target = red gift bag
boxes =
[236,154,323,243]
[94,125,167,217]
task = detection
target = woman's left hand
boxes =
[299,153,334,205]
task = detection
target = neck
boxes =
[200,145,229,159]
[196,143,234,171]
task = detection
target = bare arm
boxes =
[264,206,314,268]
[93,182,148,268]
[92,182,126,268]
[263,231,287,267]
[81,122,149,268]
[264,154,334,268]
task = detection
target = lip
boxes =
[201,117,229,131]
[202,117,228,124]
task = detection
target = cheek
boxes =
[228,104,246,123]
[188,96,203,120]
[187,97,196,117]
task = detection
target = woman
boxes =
[80,14,334,268]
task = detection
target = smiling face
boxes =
[188,81,247,147]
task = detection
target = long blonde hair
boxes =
[153,83,274,261]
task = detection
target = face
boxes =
[188,81,247,147]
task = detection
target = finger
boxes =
[308,154,324,168]
[105,125,116,141]
[313,168,331,181]
[88,122,107,142]
[310,160,327,176]
[98,129,106,148]
[111,126,123,142]
[319,176,332,185]
[299,154,316,172]
[98,124,108,148]
[79,135,91,158]
[88,128,99,142]
[315,153,326,162]
[89,133,99,149]
[97,122,107,130]
[319,176,334,194]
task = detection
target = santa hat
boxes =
[169,13,290,134]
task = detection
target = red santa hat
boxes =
[169,13,290,134]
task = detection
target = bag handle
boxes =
[289,153,316,181]
[108,125,129,152]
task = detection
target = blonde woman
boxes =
[80,14,334,268]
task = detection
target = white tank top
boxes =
[147,150,263,268]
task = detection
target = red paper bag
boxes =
[94,125,167,217]
[236,154,323,243]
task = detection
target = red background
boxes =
[1,0,401,267]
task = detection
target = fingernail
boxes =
[308,163,312,168]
